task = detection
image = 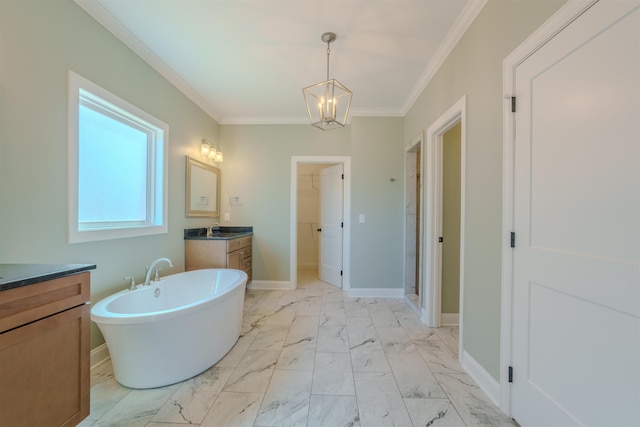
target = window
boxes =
[68,71,168,243]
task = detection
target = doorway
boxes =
[423,96,466,347]
[290,156,351,290]
[404,133,424,313]
[441,123,461,327]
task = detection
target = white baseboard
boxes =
[441,312,460,326]
[461,350,500,407]
[90,343,110,369]
[346,288,404,298]
[247,280,293,290]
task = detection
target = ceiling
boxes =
[75,0,482,125]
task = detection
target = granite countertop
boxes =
[184,226,253,240]
[0,264,96,292]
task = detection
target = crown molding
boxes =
[401,0,488,115]
[74,0,486,125]
[73,0,222,122]
[219,116,311,126]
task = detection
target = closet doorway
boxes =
[290,156,351,290]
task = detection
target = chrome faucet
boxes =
[144,258,173,285]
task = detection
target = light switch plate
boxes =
[359,214,365,223]
[224,212,230,221]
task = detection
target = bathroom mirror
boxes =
[186,156,220,218]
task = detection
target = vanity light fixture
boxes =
[303,32,352,130]
[200,139,223,163]
[200,139,210,156]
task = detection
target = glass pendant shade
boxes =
[303,79,352,130]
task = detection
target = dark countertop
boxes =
[0,264,96,292]
[184,226,253,240]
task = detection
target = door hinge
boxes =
[438,237,444,243]
[510,232,516,248]
[341,222,344,228]
[340,270,343,276]
[511,96,516,113]
[341,173,344,180]
[508,366,513,383]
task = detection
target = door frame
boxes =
[422,96,466,341]
[290,156,351,290]
[499,0,599,414]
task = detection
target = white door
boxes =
[512,1,640,426]
[319,164,344,287]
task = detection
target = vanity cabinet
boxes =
[0,269,91,427]
[185,235,252,284]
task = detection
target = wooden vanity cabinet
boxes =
[185,235,252,284]
[0,272,90,427]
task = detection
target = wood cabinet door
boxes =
[0,304,90,427]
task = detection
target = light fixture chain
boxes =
[326,42,331,81]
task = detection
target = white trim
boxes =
[290,157,351,291]
[347,288,404,299]
[401,0,487,115]
[441,312,459,326]
[422,96,466,355]
[247,280,294,291]
[461,350,501,407]
[68,70,169,243]
[499,0,599,415]
[90,343,110,369]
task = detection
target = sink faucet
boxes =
[144,258,173,285]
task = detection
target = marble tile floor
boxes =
[79,269,516,427]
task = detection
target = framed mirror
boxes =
[186,156,221,217]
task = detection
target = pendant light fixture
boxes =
[303,32,352,130]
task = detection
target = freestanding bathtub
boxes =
[91,268,247,389]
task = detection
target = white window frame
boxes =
[68,71,169,243]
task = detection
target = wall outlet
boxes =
[224,212,230,222]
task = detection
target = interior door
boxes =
[319,163,344,288]
[512,1,640,426]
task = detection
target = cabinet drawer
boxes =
[241,256,252,272]
[227,235,252,252]
[238,246,252,260]
[0,272,90,334]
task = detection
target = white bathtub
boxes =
[91,268,247,389]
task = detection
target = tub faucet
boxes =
[144,258,173,285]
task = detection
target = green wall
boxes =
[0,1,406,351]
[0,0,569,382]
[404,0,566,379]
[219,117,405,289]
[0,0,221,349]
